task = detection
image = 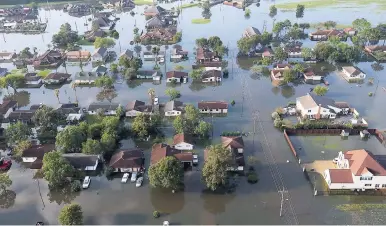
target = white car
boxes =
[136,177,143,187]
[82,176,91,189]
[131,172,137,182]
[154,97,159,105]
[121,173,130,183]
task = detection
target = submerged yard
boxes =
[276,0,386,10]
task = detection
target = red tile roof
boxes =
[151,143,193,165]
[221,136,244,149]
[166,71,188,79]
[173,133,193,145]
[344,149,386,176]
[328,169,353,183]
[198,101,228,110]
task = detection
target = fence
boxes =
[283,130,298,158]
[285,128,378,136]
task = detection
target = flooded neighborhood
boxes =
[1,0,386,225]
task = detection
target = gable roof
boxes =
[120,49,133,58]
[88,102,120,111]
[311,29,344,37]
[109,149,144,169]
[151,143,193,164]
[297,93,343,110]
[93,47,107,57]
[0,100,17,114]
[244,26,261,37]
[173,133,193,145]
[126,100,145,110]
[62,153,99,169]
[164,100,183,112]
[344,149,386,176]
[22,144,55,159]
[202,70,221,79]
[45,73,71,80]
[198,101,228,110]
[328,169,354,183]
[166,71,188,79]
[342,66,363,76]
[146,16,164,27]
[221,136,244,149]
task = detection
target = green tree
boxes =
[195,38,208,47]
[5,121,31,145]
[32,105,63,133]
[299,23,310,32]
[323,20,337,29]
[101,116,120,133]
[293,64,304,73]
[101,131,117,152]
[283,70,296,84]
[131,113,151,138]
[295,4,305,18]
[52,23,79,49]
[202,144,232,191]
[110,63,118,73]
[55,125,86,153]
[165,88,181,100]
[260,57,273,66]
[82,139,103,155]
[274,47,288,62]
[95,76,114,90]
[13,140,31,157]
[269,5,277,18]
[301,47,315,60]
[148,156,184,190]
[174,65,184,71]
[58,203,83,225]
[94,37,116,48]
[185,105,200,124]
[352,18,371,33]
[313,85,328,96]
[260,31,273,45]
[42,151,73,187]
[237,37,253,55]
[0,74,26,93]
[194,121,212,138]
[173,115,185,134]
[314,42,335,61]
[0,173,12,194]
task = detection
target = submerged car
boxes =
[121,173,130,183]
[131,172,137,182]
[0,157,12,171]
[136,177,143,187]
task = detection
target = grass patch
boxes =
[133,0,153,5]
[191,18,211,24]
[275,0,386,10]
[180,3,200,9]
[337,204,386,212]
[77,39,94,46]
[37,69,51,78]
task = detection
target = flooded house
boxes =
[62,153,100,171]
[309,29,346,41]
[302,68,322,84]
[21,144,55,169]
[144,5,167,17]
[285,46,302,58]
[0,5,30,17]
[0,52,16,61]
[141,27,177,44]
[43,72,71,85]
[196,47,219,64]
[136,70,161,80]
[87,102,120,115]
[242,26,261,38]
[164,100,184,116]
[145,16,166,29]
[172,133,194,150]
[24,72,42,87]
[0,67,8,77]
[66,51,91,62]
[0,100,17,120]
[201,70,222,83]
[33,50,64,68]
[125,100,153,117]
[198,101,228,114]
[343,27,357,36]
[166,71,188,83]
[151,143,193,168]
[270,64,292,85]
[74,71,101,85]
[120,49,134,59]
[93,15,114,31]
[64,4,92,14]
[109,149,145,173]
[223,0,245,8]
[55,103,81,116]
[171,45,188,60]
[84,29,106,42]
[5,109,36,125]
[340,66,366,82]
[92,47,108,62]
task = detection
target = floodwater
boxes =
[1,0,386,224]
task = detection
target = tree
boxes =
[295,4,305,18]
[185,105,200,124]
[201,0,210,11]
[101,131,117,152]
[283,70,296,84]
[194,121,212,138]
[131,113,151,138]
[174,65,184,71]
[352,18,371,33]
[95,76,114,90]
[202,145,232,191]
[14,140,31,157]
[54,89,60,103]
[82,139,103,155]
[173,115,184,134]
[313,85,328,96]
[101,116,120,133]
[32,105,63,133]
[110,63,118,73]
[237,37,253,55]
[148,156,184,190]
[55,125,86,153]
[5,121,31,145]
[58,203,83,225]
[71,83,78,103]
[19,47,33,59]
[0,74,26,93]
[208,36,223,50]
[94,37,116,48]
[299,23,310,32]
[274,47,288,62]
[42,151,73,187]
[293,64,304,73]
[314,42,335,61]
[195,38,208,48]
[0,174,12,194]
[165,88,181,100]
[260,31,273,45]
[323,20,337,29]
[148,88,155,106]
[269,5,277,18]
[52,23,79,49]
[133,27,139,35]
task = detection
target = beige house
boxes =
[341,66,366,82]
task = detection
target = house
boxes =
[120,49,133,59]
[109,148,144,172]
[55,103,81,116]
[84,29,106,42]
[136,70,161,81]
[74,72,100,85]
[65,4,91,14]
[151,143,193,167]
[261,47,274,58]
[146,16,165,29]
[88,102,120,115]
[93,16,113,30]
[144,5,166,17]
[43,73,71,85]
[6,110,36,124]
[364,45,386,54]
[0,100,17,118]
[270,63,292,84]
[221,136,245,171]
[196,47,218,64]
[171,45,188,60]
[296,93,350,120]
[21,144,55,168]
[92,47,108,62]
[166,71,188,83]
[66,113,84,123]
[92,65,108,76]
[198,101,228,114]
[115,0,135,8]
[62,153,100,171]
[173,133,194,150]
[66,51,91,62]
[0,68,8,77]
[164,100,184,116]
[341,66,366,82]
[343,27,357,36]
[33,50,64,68]
[201,70,222,83]
[309,29,345,41]
[242,26,261,38]
[125,100,153,117]
[192,62,222,71]
[141,27,177,44]
[324,149,386,190]
[143,50,165,61]
[0,52,16,61]
[285,46,302,58]
[303,68,322,83]
[24,72,42,86]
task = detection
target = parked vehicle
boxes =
[154,97,159,105]
[136,177,143,187]
[130,172,137,182]
[193,154,198,165]
[82,176,91,189]
[0,157,12,171]
[121,173,130,183]
[332,158,339,164]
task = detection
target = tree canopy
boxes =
[52,23,79,49]
[165,88,181,100]
[32,105,63,133]
[0,173,12,194]
[42,151,73,188]
[313,85,328,96]
[148,156,184,190]
[295,4,305,18]
[82,139,103,155]
[55,125,87,153]
[58,203,83,225]
[195,36,228,57]
[95,76,114,90]
[0,74,26,93]
[94,37,116,48]
[5,121,31,146]
[283,70,296,84]
[274,47,288,62]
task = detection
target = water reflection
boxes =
[271,86,280,96]
[96,89,118,102]
[0,190,16,209]
[250,73,260,80]
[126,80,143,89]
[3,91,31,108]
[189,82,207,92]
[280,85,295,99]
[201,191,235,214]
[150,188,184,214]
[47,185,80,205]
[371,62,384,72]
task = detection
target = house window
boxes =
[365,184,371,186]
[360,176,373,180]
[308,110,311,113]
[382,184,386,188]
[375,184,380,188]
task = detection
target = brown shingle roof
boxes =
[173,133,193,145]
[198,101,228,110]
[0,100,17,114]
[21,144,55,159]
[166,71,188,79]
[221,136,244,149]
[126,100,145,111]
[344,149,386,176]
[328,169,353,183]
[109,149,144,169]
[151,143,192,165]
[311,29,344,36]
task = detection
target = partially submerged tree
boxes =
[165,88,181,100]
[94,37,116,48]
[148,156,184,190]
[42,151,73,188]
[55,125,87,153]
[313,85,328,96]
[0,173,12,194]
[5,121,31,146]
[58,203,83,225]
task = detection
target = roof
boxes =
[342,66,363,76]
[56,104,81,115]
[166,71,188,79]
[144,5,166,15]
[328,169,354,183]
[343,27,356,32]
[45,73,71,80]
[62,153,99,168]
[271,70,283,78]
[173,133,193,145]
[93,47,107,57]
[164,100,183,112]
[201,70,221,79]
[151,143,193,165]
[303,68,316,77]
[66,51,90,58]
[344,149,386,176]
[88,102,120,111]
[365,45,386,52]
[21,144,55,159]
[0,52,15,57]
[109,149,144,169]
[198,101,228,110]
[222,136,244,149]
[244,26,261,37]
[8,110,35,121]
[0,100,17,114]
[146,16,164,27]
[0,67,8,75]
[275,63,292,69]
[24,73,41,81]
[196,47,215,60]
[311,29,344,36]
[297,93,342,110]
[125,100,152,113]
[120,49,133,58]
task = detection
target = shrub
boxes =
[70,180,81,192]
[287,101,296,107]
[105,166,114,177]
[221,131,241,136]
[275,107,284,115]
[368,92,373,97]
[247,172,258,184]
[153,210,160,218]
[231,100,235,106]
[273,118,282,128]
[223,69,229,78]
[271,111,279,120]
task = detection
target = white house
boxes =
[198,101,228,114]
[92,47,108,62]
[303,68,322,83]
[0,52,15,61]
[221,136,245,171]
[166,71,188,83]
[88,102,120,116]
[25,73,42,86]
[341,66,366,82]
[125,100,153,117]
[324,149,386,190]
[164,100,184,117]
[296,93,350,120]
[173,133,194,150]
[201,70,222,83]
[109,149,144,172]
[63,153,100,171]
[66,113,84,123]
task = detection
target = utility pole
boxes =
[278,187,288,217]
[252,110,258,146]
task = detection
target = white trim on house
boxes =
[165,110,182,117]
[174,142,194,151]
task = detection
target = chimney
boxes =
[316,104,322,119]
